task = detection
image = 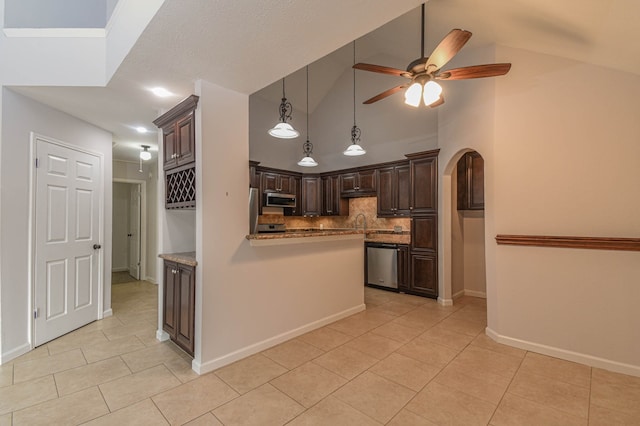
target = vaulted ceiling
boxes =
[9,0,640,162]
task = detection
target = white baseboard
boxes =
[193,304,366,375]
[145,276,157,284]
[463,289,487,299]
[486,327,640,378]
[451,289,465,300]
[111,267,128,272]
[156,329,170,341]
[102,309,113,318]
[437,297,454,306]
[1,342,31,365]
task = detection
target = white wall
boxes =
[112,182,130,271]
[195,80,364,373]
[4,0,108,28]
[488,46,640,374]
[113,159,158,283]
[0,88,112,362]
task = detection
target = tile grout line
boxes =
[485,348,529,425]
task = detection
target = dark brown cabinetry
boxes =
[397,244,410,291]
[457,151,484,210]
[377,163,410,217]
[252,165,302,215]
[340,169,376,197]
[322,174,349,216]
[163,260,195,356]
[407,151,438,215]
[405,150,440,299]
[154,95,199,209]
[301,175,322,216]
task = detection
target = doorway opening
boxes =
[442,149,486,303]
[112,179,146,285]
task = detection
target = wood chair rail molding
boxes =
[495,235,640,252]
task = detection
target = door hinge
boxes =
[35,158,39,168]
[34,308,40,319]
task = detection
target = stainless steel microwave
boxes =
[264,192,296,208]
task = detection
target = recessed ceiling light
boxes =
[151,87,172,97]
[136,126,148,133]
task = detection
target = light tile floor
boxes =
[0,281,638,425]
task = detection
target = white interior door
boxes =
[34,138,101,346]
[128,184,141,280]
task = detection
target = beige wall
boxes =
[489,46,640,374]
[195,80,364,373]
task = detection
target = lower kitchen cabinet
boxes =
[163,260,195,356]
[397,244,410,291]
[409,254,438,298]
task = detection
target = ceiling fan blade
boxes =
[425,29,472,72]
[429,96,445,108]
[353,63,408,77]
[363,85,407,104]
[436,63,512,80]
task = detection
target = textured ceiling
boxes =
[10,0,640,162]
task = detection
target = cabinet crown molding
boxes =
[153,95,199,129]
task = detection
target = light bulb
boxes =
[404,82,422,107]
[423,81,443,106]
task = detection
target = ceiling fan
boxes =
[354,3,511,107]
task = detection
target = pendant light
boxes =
[298,66,318,167]
[139,145,151,161]
[344,41,366,156]
[268,77,300,138]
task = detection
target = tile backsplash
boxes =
[259,197,410,231]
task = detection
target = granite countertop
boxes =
[246,228,410,244]
[158,251,197,266]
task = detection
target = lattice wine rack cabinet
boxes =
[166,165,196,209]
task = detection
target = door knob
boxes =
[93,244,102,250]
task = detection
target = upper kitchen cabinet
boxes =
[301,175,322,216]
[407,150,439,215]
[340,169,376,197]
[457,151,484,210]
[249,161,260,188]
[322,174,349,216]
[262,171,298,194]
[153,95,199,171]
[377,162,410,217]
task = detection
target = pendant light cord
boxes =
[281,78,285,98]
[353,41,356,127]
[306,65,309,141]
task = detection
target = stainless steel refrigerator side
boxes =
[248,187,259,234]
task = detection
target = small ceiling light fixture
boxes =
[268,78,300,139]
[344,41,366,156]
[136,126,148,134]
[297,66,318,167]
[151,87,172,98]
[140,145,152,161]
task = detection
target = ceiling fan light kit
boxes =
[354,3,511,107]
[269,78,300,139]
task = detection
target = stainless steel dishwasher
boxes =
[366,243,398,290]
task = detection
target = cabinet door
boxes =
[302,176,322,216]
[410,156,437,214]
[411,215,437,253]
[457,152,485,210]
[175,264,195,356]
[340,173,358,194]
[357,170,376,194]
[410,254,438,298]
[396,164,411,216]
[162,261,178,338]
[279,175,295,194]
[261,172,279,192]
[397,245,410,291]
[322,176,334,215]
[377,167,395,216]
[176,114,196,166]
[163,127,177,170]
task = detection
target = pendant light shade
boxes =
[268,78,299,139]
[298,66,318,167]
[140,145,151,161]
[344,41,366,156]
